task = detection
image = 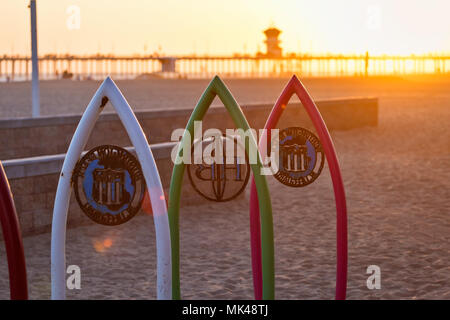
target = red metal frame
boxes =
[249,75,348,299]
[0,162,28,300]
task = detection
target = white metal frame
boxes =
[51,77,171,299]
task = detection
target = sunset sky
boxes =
[1,0,449,56]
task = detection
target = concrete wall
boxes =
[0,97,378,237]
[0,98,378,160]
[2,143,199,237]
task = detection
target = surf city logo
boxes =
[274,127,324,187]
[187,135,250,202]
[72,145,146,226]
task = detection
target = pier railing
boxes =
[0,54,449,81]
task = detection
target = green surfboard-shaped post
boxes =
[168,75,274,300]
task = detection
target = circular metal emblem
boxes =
[274,127,325,187]
[72,145,146,226]
[187,135,250,202]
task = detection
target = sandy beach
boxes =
[0,76,449,299]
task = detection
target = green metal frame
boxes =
[168,76,274,299]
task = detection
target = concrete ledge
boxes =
[0,141,207,237]
[2,142,176,179]
[0,97,378,160]
[0,98,377,129]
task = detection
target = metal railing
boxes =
[1,53,449,81]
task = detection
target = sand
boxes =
[0,76,449,299]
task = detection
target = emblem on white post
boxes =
[51,77,171,299]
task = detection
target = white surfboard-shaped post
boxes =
[51,77,171,299]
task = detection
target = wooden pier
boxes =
[0,53,449,81]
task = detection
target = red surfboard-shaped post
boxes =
[249,75,347,300]
[0,162,28,300]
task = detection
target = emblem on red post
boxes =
[274,127,325,187]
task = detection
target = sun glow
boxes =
[0,0,449,56]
